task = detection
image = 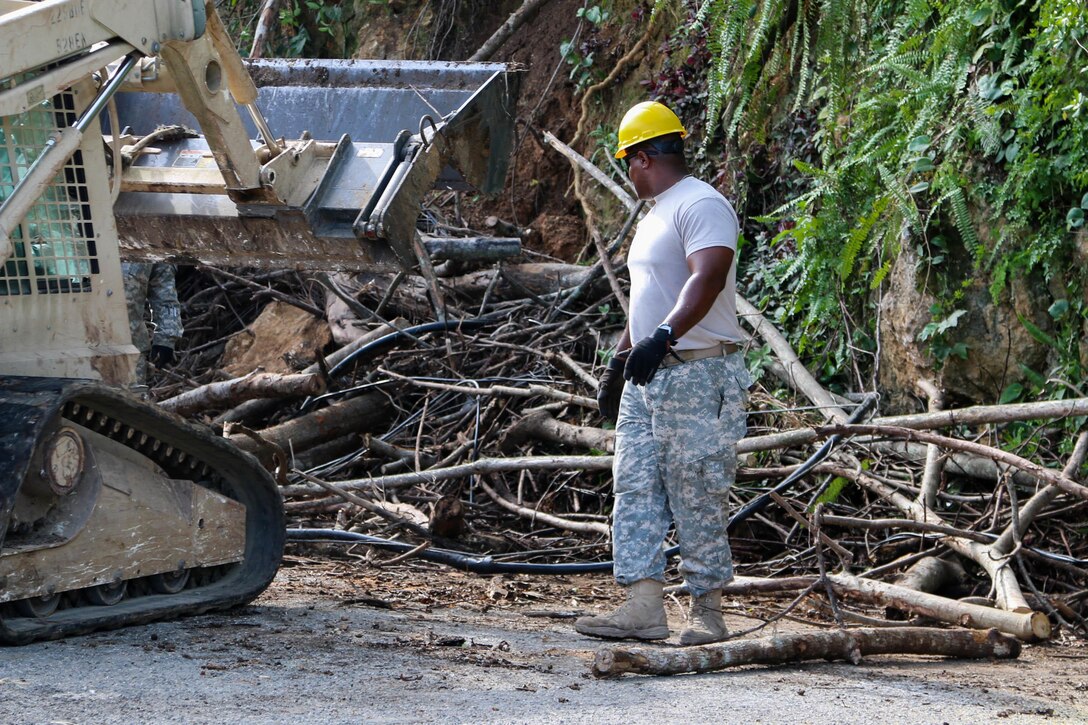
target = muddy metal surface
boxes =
[2,563,1086,724]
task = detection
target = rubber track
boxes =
[0,377,284,645]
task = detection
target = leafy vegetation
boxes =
[635,0,1088,401]
[561,3,615,91]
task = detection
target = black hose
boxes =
[286,394,881,574]
[725,393,879,531]
[299,313,507,412]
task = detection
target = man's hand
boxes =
[596,351,629,422]
[149,344,176,368]
[624,327,674,385]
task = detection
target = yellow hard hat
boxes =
[614,101,687,159]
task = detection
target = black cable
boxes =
[298,313,507,412]
[725,393,879,531]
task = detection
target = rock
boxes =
[878,244,1053,409]
[938,272,1050,403]
[877,244,936,411]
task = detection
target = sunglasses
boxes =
[621,147,661,172]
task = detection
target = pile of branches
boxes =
[147,189,1088,648]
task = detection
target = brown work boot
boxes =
[679,589,727,646]
[574,579,669,640]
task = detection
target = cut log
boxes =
[229,393,388,455]
[894,556,966,595]
[828,573,1051,641]
[592,626,1020,678]
[501,410,615,453]
[160,371,325,418]
[447,263,599,301]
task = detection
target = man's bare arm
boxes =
[662,246,734,339]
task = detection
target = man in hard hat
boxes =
[577,101,750,645]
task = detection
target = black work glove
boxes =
[624,327,674,386]
[596,351,629,422]
[149,344,176,368]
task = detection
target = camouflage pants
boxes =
[122,262,183,384]
[612,352,751,598]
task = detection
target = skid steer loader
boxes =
[0,0,518,644]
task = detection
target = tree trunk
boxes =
[501,410,615,453]
[229,393,388,455]
[592,626,1021,678]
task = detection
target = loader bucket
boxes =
[112,59,519,271]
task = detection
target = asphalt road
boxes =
[2,568,1085,725]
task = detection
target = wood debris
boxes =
[149,193,1088,667]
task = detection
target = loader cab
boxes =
[0,72,138,385]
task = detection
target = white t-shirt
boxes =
[627,175,743,351]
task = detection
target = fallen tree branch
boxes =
[993,431,1088,555]
[817,424,1088,502]
[294,470,433,540]
[160,371,325,418]
[592,227,628,315]
[916,378,945,510]
[376,540,431,567]
[249,0,280,58]
[876,397,1088,430]
[816,510,992,544]
[279,454,613,498]
[828,573,1051,641]
[469,0,551,61]
[592,626,1021,678]
[541,130,637,212]
[825,459,1033,612]
[379,367,597,408]
[476,475,610,537]
[737,296,847,422]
